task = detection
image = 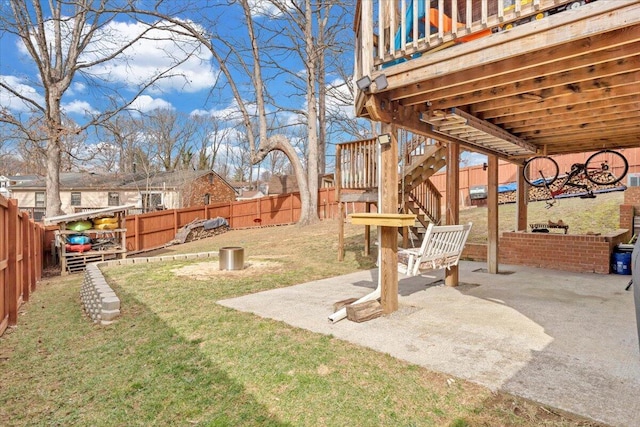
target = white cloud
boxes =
[325,77,355,120]
[128,95,174,112]
[0,75,43,112]
[16,17,217,96]
[247,0,286,17]
[67,82,87,96]
[85,20,217,94]
[62,100,98,116]
[190,98,257,122]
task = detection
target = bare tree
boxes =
[96,114,141,174]
[0,0,203,216]
[191,114,227,171]
[136,109,198,172]
[140,0,354,225]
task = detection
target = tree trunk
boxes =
[301,0,320,226]
[46,91,64,217]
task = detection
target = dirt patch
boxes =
[171,259,282,280]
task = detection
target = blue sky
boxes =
[0,0,484,174]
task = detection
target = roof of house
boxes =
[237,190,264,199]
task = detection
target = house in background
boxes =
[0,174,41,199]
[236,189,265,200]
[0,176,10,198]
[10,170,237,220]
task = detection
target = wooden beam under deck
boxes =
[391,26,640,108]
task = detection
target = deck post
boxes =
[488,154,499,274]
[338,202,344,261]
[445,141,460,287]
[379,123,398,314]
[516,164,528,231]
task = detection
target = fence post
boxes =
[21,212,31,302]
[290,194,294,223]
[135,215,141,251]
[173,209,178,235]
[32,222,40,288]
[7,200,18,325]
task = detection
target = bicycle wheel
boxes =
[523,156,559,188]
[585,150,629,185]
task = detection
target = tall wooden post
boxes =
[379,123,398,313]
[487,154,499,274]
[7,199,18,325]
[445,141,460,287]
[338,202,344,261]
[516,164,528,231]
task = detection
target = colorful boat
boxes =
[66,220,92,232]
[65,243,92,253]
[68,235,91,245]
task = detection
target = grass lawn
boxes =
[0,196,616,426]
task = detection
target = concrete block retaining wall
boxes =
[80,251,219,325]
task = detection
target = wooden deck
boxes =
[355,0,640,158]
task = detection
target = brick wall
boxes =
[624,186,640,208]
[462,230,629,274]
[187,173,236,206]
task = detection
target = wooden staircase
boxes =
[335,135,446,260]
[399,140,447,240]
[335,136,446,236]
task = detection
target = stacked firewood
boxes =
[184,224,229,242]
[497,175,625,205]
[169,217,230,246]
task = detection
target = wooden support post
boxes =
[364,202,372,257]
[487,154,499,274]
[133,215,139,252]
[7,200,18,325]
[21,212,31,302]
[445,142,460,287]
[379,123,398,314]
[338,202,345,261]
[516,164,528,231]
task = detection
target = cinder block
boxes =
[101,297,120,311]
[100,309,120,321]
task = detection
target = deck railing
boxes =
[355,0,585,81]
[335,138,378,190]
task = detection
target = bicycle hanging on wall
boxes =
[522,149,629,208]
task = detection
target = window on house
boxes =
[108,192,120,206]
[204,193,210,205]
[71,192,81,206]
[35,191,45,207]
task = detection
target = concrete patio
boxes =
[219,261,640,427]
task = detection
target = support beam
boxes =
[445,141,460,287]
[379,123,399,314]
[487,154,499,274]
[516,164,528,231]
[337,202,344,261]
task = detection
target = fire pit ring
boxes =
[219,247,244,271]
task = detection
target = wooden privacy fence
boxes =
[0,197,44,337]
[124,188,369,253]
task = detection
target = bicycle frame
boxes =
[542,163,592,208]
